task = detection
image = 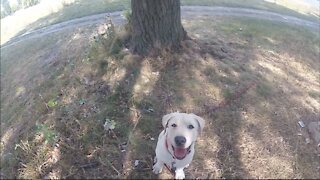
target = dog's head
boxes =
[162,112,205,160]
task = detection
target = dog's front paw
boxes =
[152,163,163,174]
[175,169,185,179]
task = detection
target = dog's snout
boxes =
[175,136,186,146]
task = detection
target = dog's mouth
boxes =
[172,145,191,160]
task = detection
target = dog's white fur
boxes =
[153,112,205,179]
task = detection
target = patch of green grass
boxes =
[80,124,105,146]
[102,92,134,137]
[89,39,108,61]
[222,88,233,100]
[215,17,320,58]
[59,0,130,19]
[92,25,129,62]
[0,34,58,76]
[0,101,25,129]
[47,99,58,107]
[135,99,154,111]
[204,66,217,77]
[204,64,237,86]
[123,9,133,32]
[256,81,274,98]
[131,134,155,156]
[35,122,57,144]
[308,90,320,99]
[239,72,256,83]
[158,68,186,105]
[109,37,124,55]
[181,0,319,22]
[137,115,158,135]
[114,119,132,138]
[99,60,108,70]
[220,76,237,85]
[32,0,130,31]
[0,152,18,179]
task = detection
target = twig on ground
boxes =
[79,162,99,169]
[39,94,49,111]
[99,157,121,176]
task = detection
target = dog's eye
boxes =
[171,123,177,127]
[188,125,194,129]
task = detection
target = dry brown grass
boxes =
[1,16,319,179]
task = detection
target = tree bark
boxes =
[130,0,187,55]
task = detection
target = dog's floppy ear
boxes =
[191,113,205,134]
[162,113,175,128]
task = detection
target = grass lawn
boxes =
[1,0,319,45]
[25,0,320,27]
[1,13,319,179]
[182,0,319,21]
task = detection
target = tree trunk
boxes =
[130,0,187,55]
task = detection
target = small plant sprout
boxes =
[47,99,58,107]
[104,119,116,131]
[79,99,86,105]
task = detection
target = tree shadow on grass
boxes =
[124,23,319,178]
[186,38,255,179]
[191,24,320,178]
[48,51,144,178]
[125,41,253,179]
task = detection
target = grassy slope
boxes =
[1,15,319,179]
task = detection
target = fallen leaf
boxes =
[134,160,139,167]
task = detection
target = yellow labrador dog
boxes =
[153,112,205,179]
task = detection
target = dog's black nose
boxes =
[175,136,186,146]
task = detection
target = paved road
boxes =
[1,6,319,49]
